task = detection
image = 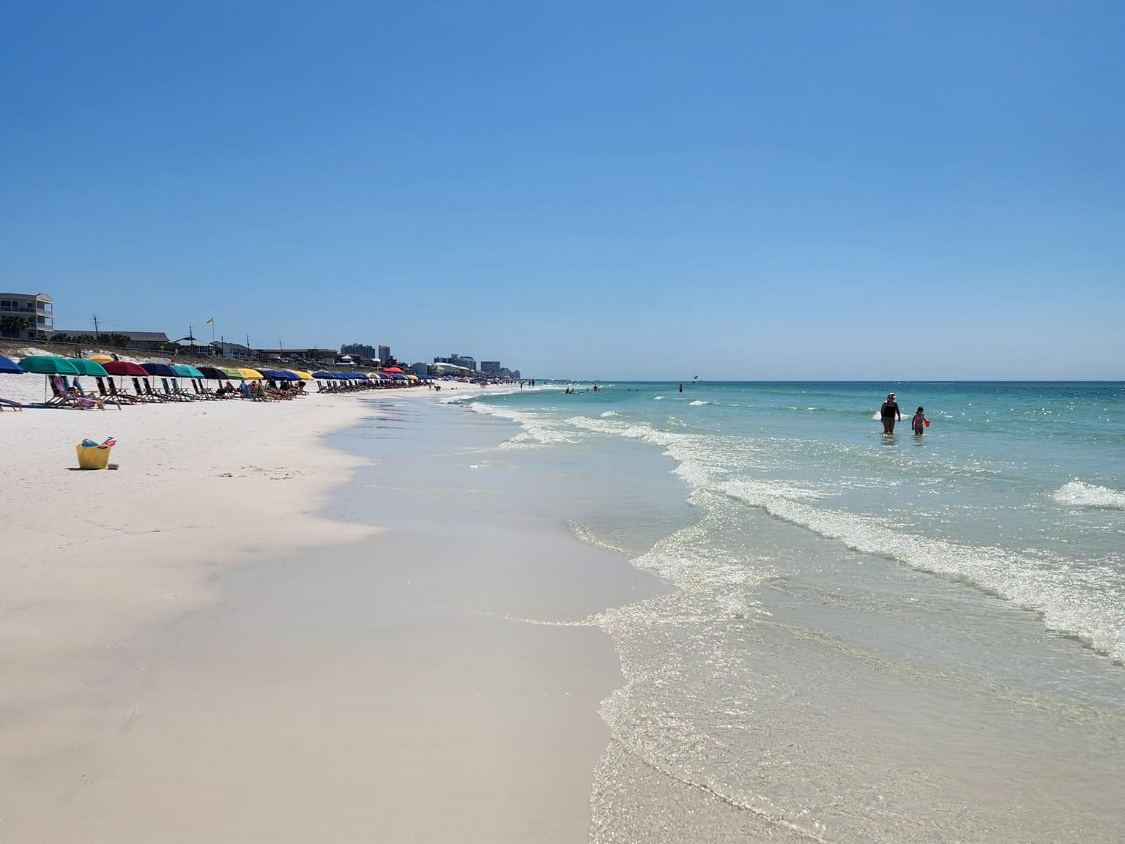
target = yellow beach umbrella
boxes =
[287,370,314,381]
[239,368,264,379]
[88,354,115,363]
[407,374,419,381]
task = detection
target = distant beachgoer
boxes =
[880,392,902,433]
[679,383,683,393]
[912,406,929,435]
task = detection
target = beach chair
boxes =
[191,379,217,399]
[42,377,106,410]
[141,380,167,402]
[107,378,147,403]
[0,397,23,411]
[97,378,142,405]
[74,378,121,410]
[163,379,195,401]
[45,375,73,406]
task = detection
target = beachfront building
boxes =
[173,336,211,354]
[251,347,338,364]
[0,292,54,340]
[411,362,431,377]
[213,341,254,361]
[51,328,171,351]
[378,344,391,364]
[480,361,501,378]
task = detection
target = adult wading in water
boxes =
[881,392,902,433]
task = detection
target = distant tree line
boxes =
[0,315,30,338]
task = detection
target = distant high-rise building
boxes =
[341,342,377,359]
[378,345,391,364]
[480,361,501,377]
[435,353,476,371]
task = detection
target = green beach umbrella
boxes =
[220,367,246,380]
[67,358,110,377]
[172,364,204,378]
[18,355,80,375]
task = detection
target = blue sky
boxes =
[2,1,1122,379]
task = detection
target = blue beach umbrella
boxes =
[141,363,179,378]
[0,355,24,374]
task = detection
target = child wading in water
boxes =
[912,406,929,435]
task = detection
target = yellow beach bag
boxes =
[76,444,113,470]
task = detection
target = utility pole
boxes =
[92,314,100,339]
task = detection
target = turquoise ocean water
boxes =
[449,381,1124,843]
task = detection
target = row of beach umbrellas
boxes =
[1,354,426,383]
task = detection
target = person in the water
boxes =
[679,383,683,393]
[912,406,929,435]
[880,392,902,433]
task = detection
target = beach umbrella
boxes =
[312,370,335,379]
[287,370,314,380]
[67,358,110,377]
[220,367,246,380]
[103,361,149,376]
[383,366,404,374]
[18,355,80,375]
[141,363,179,378]
[199,366,229,380]
[0,355,24,374]
[239,368,264,380]
[100,360,153,397]
[260,368,297,381]
[172,364,204,378]
[88,354,116,363]
[391,374,407,381]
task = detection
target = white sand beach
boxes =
[0,384,657,842]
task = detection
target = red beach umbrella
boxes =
[103,361,150,376]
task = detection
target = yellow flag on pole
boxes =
[205,317,214,324]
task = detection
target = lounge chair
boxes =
[97,377,142,405]
[41,376,106,410]
[106,379,147,403]
[74,378,121,410]
[160,378,193,401]
[141,380,168,402]
[0,397,22,411]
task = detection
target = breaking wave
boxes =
[1052,480,1125,510]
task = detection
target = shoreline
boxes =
[1,387,672,842]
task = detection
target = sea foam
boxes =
[1052,480,1125,510]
